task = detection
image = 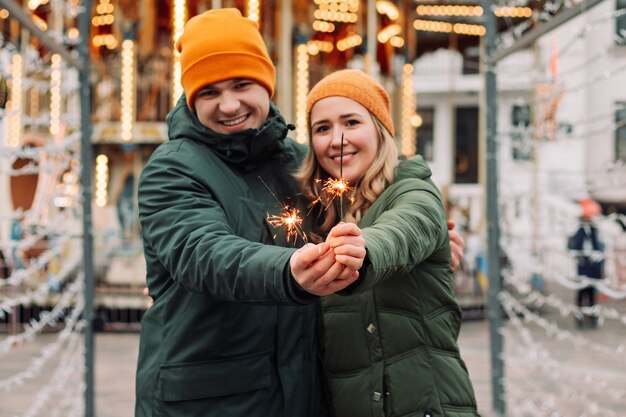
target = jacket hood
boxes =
[166,94,292,166]
[394,155,433,182]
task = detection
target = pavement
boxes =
[1,284,625,417]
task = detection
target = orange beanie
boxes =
[175,8,276,111]
[580,197,601,220]
[306,69,395,137]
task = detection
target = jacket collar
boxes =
[166,95,292,167]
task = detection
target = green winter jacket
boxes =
[135,96,329,417]
[320,156,480,417]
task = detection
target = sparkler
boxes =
[339,133,344,218]
[258,177,307,244]
[319,133,351,219]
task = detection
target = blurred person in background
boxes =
[568,197,605,329]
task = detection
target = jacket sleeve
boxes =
[356,178,449,292]
[138,144,315,305]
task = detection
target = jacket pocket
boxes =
[157,350,271,402]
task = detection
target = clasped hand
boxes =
[290,222,366,296]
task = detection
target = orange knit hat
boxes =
[175,8,276,111]
[306,69,395,136]
[580,197,601,220]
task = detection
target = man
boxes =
[135,9,365,417]
[135,8,464,417]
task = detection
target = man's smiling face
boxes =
[193,78,271,134]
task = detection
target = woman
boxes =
[298,69,480,417]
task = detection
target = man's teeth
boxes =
[222,115,248,126]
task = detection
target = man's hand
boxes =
[289,242,359,296]
[448,219,465,271]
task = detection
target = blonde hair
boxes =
[296,115,398,243]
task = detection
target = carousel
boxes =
[0,0,548,327]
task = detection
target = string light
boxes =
[28,0,49,10]
[0,275,83,355]
[501,303,625,417]
[92,0,117,49]
[453,22,486,36]
[389,36,404,48]
[21,332,84,417]
[413,19,485,36]
[29,81,39,119]
[494,6,533,18]
[0,5,99,415]
[95,154,109,207]
[312,0,360,54]
[501,225,626,300]
[171,0,187,107]
[0,131,80,161]
[7,54,23,147]
[3,1,623,417]
[415,4,532,18]
[0,298,84,391]
[1,212,76,263]
[312,20,336,33]
[314,9,358,23]
[413,19,453,34]
[49,374,84,417]
[401,64,416,156]
[295,44,309,144]
[49,54,62,136]
[503,269,626,327]
[246,0,260,23]
[120,39,135,141]
[377,23,401,44]
[376,0,399,20]
[67,27,79,41]
[0,236,72,290]
[336,34,362,51]
[313,0,359,24]
[483,9,626,413]
[416,4,483,17]
[307,40,334,54]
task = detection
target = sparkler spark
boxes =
[317,133,352,219]
[321,177,351,199]
[258,176,307,244]
[316,177,352,220]
[266,207,306,244]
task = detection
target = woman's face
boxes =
[309,96,379,184]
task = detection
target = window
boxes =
[618,0,626,44]
[416,107,435,161]
[455,106,479,184]
[462,46,480,75]
[511,104,532,161]
[511,104,531,127]
[616,101,626,162]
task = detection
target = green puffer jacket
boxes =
[135,96,329,417]
[320,156,480,417]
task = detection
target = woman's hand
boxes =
[448,219,465,271]
[326,222,367,270]
[142,287,154,308]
